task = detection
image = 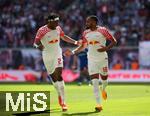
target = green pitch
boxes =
[0,84,150,116]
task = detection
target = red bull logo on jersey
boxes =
[48,39,59,44]
[88,40,100,45]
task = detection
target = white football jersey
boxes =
[34,25,64,57]
[82,26,114,61]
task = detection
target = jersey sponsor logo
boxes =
[88,40,100,45]
[48,39,59,44]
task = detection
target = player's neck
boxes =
[90,26,97,31]
[47,24,56,30]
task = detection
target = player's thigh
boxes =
[88,61,100,76]
[99,58,108,76]
[56,56,63,68]
[42,55,57,75]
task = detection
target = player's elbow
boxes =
[62,35,69,41]
[113,39,117,45]
[114,40,117,45]
[60,36,65,41]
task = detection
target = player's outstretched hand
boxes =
[63,49,73,57]
[33,43,44,51]
[97,46,108,52]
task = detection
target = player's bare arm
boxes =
[61,35,81,46]
[97,36,117,52]
[64,43,87,56]
[72,42,87,54]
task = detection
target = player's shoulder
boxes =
[83,29,91,35]
[97,26,107,31]
[56,25,61,29]
[56,25,63,31]
[37,25,50,34]
[38,25,48,32]
[38,25,47,30]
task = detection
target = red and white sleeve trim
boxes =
[98,27,113,40]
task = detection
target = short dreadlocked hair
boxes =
[87,15,99,24]
[46,13,59,22]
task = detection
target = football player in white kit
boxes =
[33,13,80,111]
[64,15,117,112]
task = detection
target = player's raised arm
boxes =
[61,35,81,46]
[57,26,81,46]
[97,27,117,52]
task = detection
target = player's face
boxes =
[48,20,59,29]
[86,18,92,29]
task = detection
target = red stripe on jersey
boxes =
[34,25,50,43]
[56,26,65,37]
[82,29,91,43]
[97,27,113,40]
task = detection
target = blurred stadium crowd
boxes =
[0,0,149,71]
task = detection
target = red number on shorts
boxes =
[58,58,61,64]
[103,67,108,72]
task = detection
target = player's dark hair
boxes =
[46,13,59,22]
[88,15,99,24]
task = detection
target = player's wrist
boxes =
[74,41,78,45]
[33,43,39,48]
[72,50,76,54]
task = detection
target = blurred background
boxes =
[0,0,150,83]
